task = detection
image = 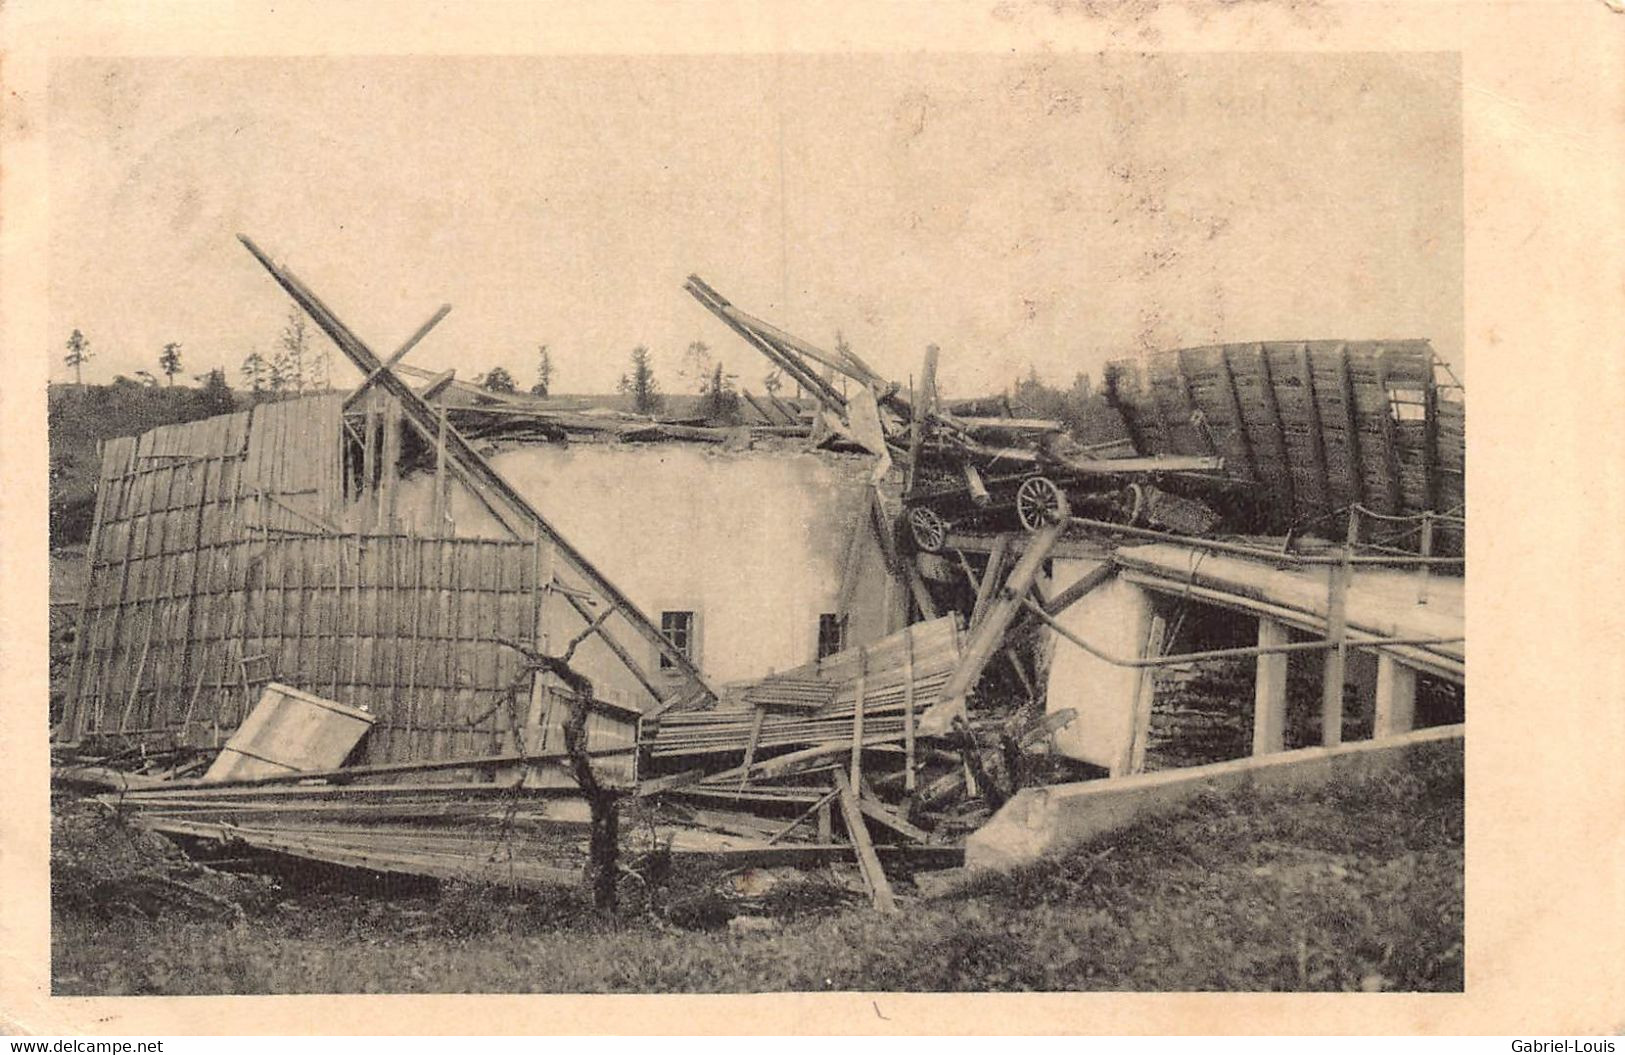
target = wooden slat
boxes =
[1293,342,1333,516]
[917,518,1064,736]
[1334,342,1365,509]
[1371,348,1406,513]
[832,770,896,912]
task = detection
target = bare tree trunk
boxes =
[537,655,621,914]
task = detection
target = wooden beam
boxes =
[902,624,917,794]
[1294,341,1333,516]
[918,518,1065,736]
[683,277,847,413]
[1335,341,1365,508]
[420,369,457,402]
[857,791,931,843]
[1102,363,1149,456]
[239,236,719,705]
[1371,348,1406,514]
[342,303,451,410]
[1042,558,1118,617]
[1215,345,1258,480]
[768,392,802,425]
[850,647,868,788]
[739,390,778,426]
[1321,542,1353,747]
[1174,349,1221,457]
[833,769,897,912]
[1253,343,1298,521]
[905,345,937,494]
[904,560,940,622]
[1423,354,1441,513]
[867,484,937,620]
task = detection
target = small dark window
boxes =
[660,610,695,669]
[817,613,846,660]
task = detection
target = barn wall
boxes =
[394,443,896,687]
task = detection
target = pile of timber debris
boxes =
[56,608,1078,913]
[636,613,1083,909]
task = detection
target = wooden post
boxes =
[1321,512,1357,746]
[1417,512,1435,606]
[905,346,937,495]
[850,646,868,789]
[1252,616,1289,755]
[902,625,917,794]
[431,405,449,538]
[1373,655,1417,738]
[1123,611,1164,776]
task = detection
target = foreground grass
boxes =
[53,750,1462,993]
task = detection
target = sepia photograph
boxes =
[33,48,1473,999]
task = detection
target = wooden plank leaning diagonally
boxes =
[916,517,1064,736]
[832,769,897,912]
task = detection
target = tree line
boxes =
[63,318,1111,438]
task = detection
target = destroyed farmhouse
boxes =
[53,236,1466,908]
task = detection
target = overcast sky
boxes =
[48,52,1461,397]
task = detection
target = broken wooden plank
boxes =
[857,788,932,843]
[833,770,897,912]
[764,786,843,846]
[420,368,458,402]
[737,705,767,790]
[1041,558,1118,617]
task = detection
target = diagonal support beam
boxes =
[343,303,452,410]
[238,235,720,707]
[917,518,1065,736]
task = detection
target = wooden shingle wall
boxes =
[58,396,586,769]
[1105,340,1463,542]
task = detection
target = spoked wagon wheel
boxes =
[1016,475,1068,531]
[907,505,950,553]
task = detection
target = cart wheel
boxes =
[907,506,950,553]
[1121,482,1147,526]
[1016,475,1068,531]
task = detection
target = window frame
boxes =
[658,609,698,672]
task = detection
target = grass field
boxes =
[52,746,1462,994]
